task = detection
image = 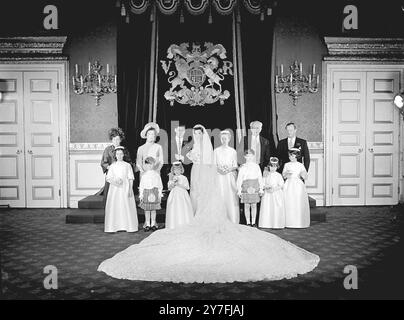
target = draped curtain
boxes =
[239,5,276,151]
[117,12,152,161]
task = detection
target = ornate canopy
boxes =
[119,0,275,17]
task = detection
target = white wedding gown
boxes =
[98,164,320,283]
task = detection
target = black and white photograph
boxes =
[0,0,404,306]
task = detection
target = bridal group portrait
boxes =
[1,0,403,303]
[97,120,319,283]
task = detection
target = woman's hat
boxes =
[114,146,125,151]
[140,122,160,139]
[220,130,231,136]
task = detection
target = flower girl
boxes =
[283,148,310,228]
[237,149,263,227]
[104,146,138,233]
[259,157,286,229]
[165,162,194,229]
[139,156,163,232]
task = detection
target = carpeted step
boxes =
[309,196,316,208]
[78,195,104,209]
[66,206,326,224]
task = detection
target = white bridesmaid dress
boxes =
[165,175,194,229]
[259,171,286,228]
[105,161,138,232]
[213,146,240,224]
[283,161,310,228]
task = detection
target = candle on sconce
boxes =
[280,64,284,76]
[275,75,279,86]
[88,62,91,75]
[80,75,83,86]
[309,74,312,84]
[75,64,78,76]
[316,74,319,84]
[114,74,117,87]
[98,74,101,86]
[299,62,302,73]
[313,64,316,74]
[107,64,110,74]
[72,76,75,86]
[290,73,293,84]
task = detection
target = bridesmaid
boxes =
[259,157,286,229]
[100,127,131,205]
[283,148,310,228]
[136,122,164,177]
[213,130,240,224]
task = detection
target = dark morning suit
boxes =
[167,135,192,183]
[277,137,310,173]
[238,135,273,171]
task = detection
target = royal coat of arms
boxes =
[160,42,233,106]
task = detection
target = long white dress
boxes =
[213,146,239,224]
[259,171,286,229]
[165,175,194,229]
[104,161,138,232]
[187,126,214,212]
[98,164,319,283]
[283,161,310,228]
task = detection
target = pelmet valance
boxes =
[120,0,275,16]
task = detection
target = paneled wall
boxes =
[68,143,109,208]
[306,142,324,206]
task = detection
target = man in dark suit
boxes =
[169,124,193,181]
[277,122,310,173]
[238,120,273,171]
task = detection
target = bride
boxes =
[186,124,214,211]
[98,125,320,283]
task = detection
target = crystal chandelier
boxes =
[275,61,319,106]
[72,61,117,106]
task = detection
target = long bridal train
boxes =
[98,165,319,283]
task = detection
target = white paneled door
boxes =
[0,70,61,207]
[0,72,25,207]
[331,70,400,205]
[365,72,400,205]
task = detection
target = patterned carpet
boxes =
[0,205,403,300]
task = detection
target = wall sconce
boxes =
[275,61,319,106]
[393,92,404,119]
[72,61,117,106]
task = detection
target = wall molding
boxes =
[324,37,404,58]
[69,142,111,152]
[0,36,67,55]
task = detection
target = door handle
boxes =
[357,148,363,153]
[16,149,22,154]
[27,150,33,154]
[368,148,374,153]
